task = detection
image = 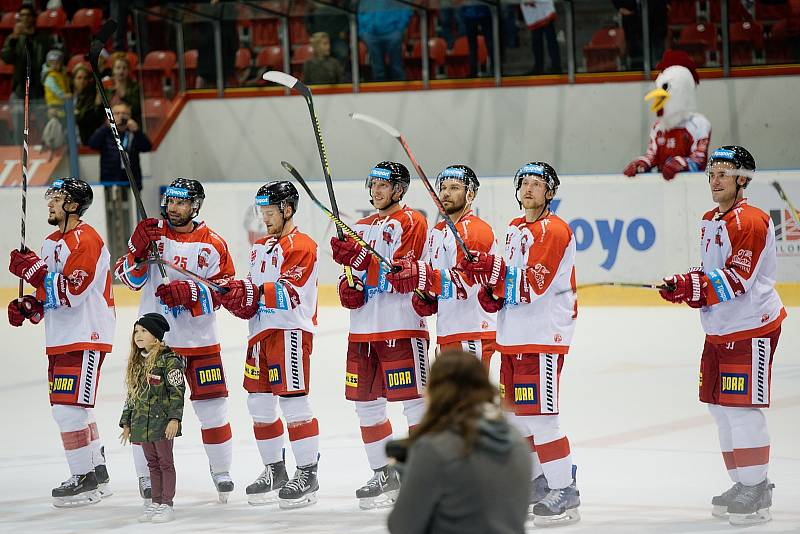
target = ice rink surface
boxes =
[2,305,799,533]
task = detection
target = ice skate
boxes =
[137,502,159,522]
[279,463,319,509]
[138,476,152,506]
[52,472,101,508]
[527,474,551,512]
[151,503,174,523]
[711,482,742,518]
[94,446,112,498]
[356,465,400,510]
[246,461,289,505]
[210,468,234,503]
[728,479,774,526]
[531,484,581,527]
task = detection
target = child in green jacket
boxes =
[120,313,185,523]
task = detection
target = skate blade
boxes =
[279,491,318,509]
[98,482,113,499]
[217,490,233,504]
[358,490,399,510]
[53,490,101,508]
[729,508,771,526]
[533,507,581,527]
[711,505,729,518]
[142,498,152,507]
[247,489,281,506]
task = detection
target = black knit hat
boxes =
[135,313,170,341]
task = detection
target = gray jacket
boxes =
[388,413,532,534]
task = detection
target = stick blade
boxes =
[87,19,117,68]
[350,112,401,138]
[263,70,299,90]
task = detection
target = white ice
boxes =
[2,305,799,533]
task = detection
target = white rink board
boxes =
[0,172,798,287]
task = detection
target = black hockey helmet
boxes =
[160,178,205,218]
[708,145,756,187]
[255,180,300,216]
[365,161,411,197]
[514,162,560,192]
[45,177,93,216]
[435,164,480,194]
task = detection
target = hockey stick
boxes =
[350,112,476,263]
[263,70,354,286]
[771,181,800,227]
[18,40,31,297]
[117,258,229,293]
[556,281,668,295]
[87,20,168,281]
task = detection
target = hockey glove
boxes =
[156,280,203,309]
[659,271,707,308]
[9,249,48,288]
[477,286,505,313]
[661,156,688,181]
[623,157,651,177]
[338,275,366,310]
[128,218,164,260]
[411,291,438,317]
[330,236,371,271]
[8,296,44,326]
[458,251,506,288]
[217,278,260,320]
[386,260,435,294]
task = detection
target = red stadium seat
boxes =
[289,16,309,44]
[0,12,18,46]
[290,44,313,78]
[251,17,280,47]
[0,0,23,12]
[755,0,789,21]
[668,0,698,25]
[407,10,438,40]
[764,21,793,63]
[236,47,253,70]
[141,50,177,97]
[184,49,198,89]
[143,97,171,137]
[0,59,13,100]
[62,8,103,56]
[729,21,764,66]
[406,37,446,79]
[256,45,284,72]
[446,35,489,78]
[36,8,67,34]
[582,27,626,72]
[708,0,753,23]
[678,23,718,66]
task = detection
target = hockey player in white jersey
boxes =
[217,181,321,509]
[115,178,236,503]
[8,178,114,507]
[659,146,785,525]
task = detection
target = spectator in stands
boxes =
[195,0,239,89]
[522,2,561,74]
[88,101,152,191]
[106,52,142,125]
[110,0,148,53]
[438,0,465,49]
[1,3,53,143]
[386,350,531,534]
[303,32,344,85]
[72,63,105,145]
[358,0,412,82]
[613,0,667,70]
[459,2,494,77]
[41,49,70,152]
[305,3,350,68]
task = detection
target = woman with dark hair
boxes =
[387,351,531,534]
[71,64,104,145]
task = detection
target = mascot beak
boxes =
[645,87,670,113]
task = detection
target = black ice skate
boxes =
[138,476,152,505]
[279,463,319,509]
[528,474,551,511]
[711,482,742,518]
[94,446,113,498]
[246,460,289,505]
[727,479,774,526]
[356,465,400,510]
[210,467,235,503]
[52,471,101,508]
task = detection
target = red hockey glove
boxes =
[156,280,202,309]
[661,156,688,181]
[8,296,44,327]
[659,271,707,307]
[338,275,366,310]
[623,157,651,177]
[477,286,505,313]
[386,260,435,294]
[411,291,438,317]
[330,236,370,271]
[9,249,48,288]
[217,278,260,320]
[128,218,164,260]
[458,251,506,288]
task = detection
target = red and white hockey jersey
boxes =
[35,222,115,355]
[247,228,318,342]
[426,211,497,345]
[639,114,711,172]
[698,199,786,343]
[491,214,577,354]
[348,205,429,342]
[115,222,234,355]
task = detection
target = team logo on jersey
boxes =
[532,263,550,290]
[514,384,538,405]
[67,269,89,289]
[761,314,770,323]
[90,331,99,341]
[198,247,212,269]
[53,243,63,265]
[51,374,77,394]
[345,372,358,388]
[385,368,415,390]
[267,364,281,385]
[383,228,393,245]
[481,320,489,330]
[196,365,224,386]
[554,333,563,343]
[720,373,748,395]
[731,249,753,273]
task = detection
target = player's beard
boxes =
[168,212,193,228]
[443,195,466,215]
